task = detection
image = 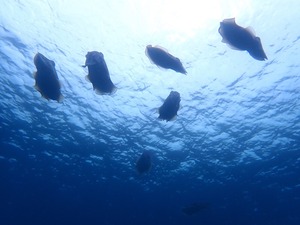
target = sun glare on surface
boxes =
[145,0,221,31]
[127,0,252,42]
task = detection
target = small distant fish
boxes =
[158,91,181,121]
[83,51,116,94]
[218,18,267,61]
[145,45,187,74]
[182,202,210,216]
[33,53,63,102]
[136,151,152,174]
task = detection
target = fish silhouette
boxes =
[83,51,116,94]
[145,45,187,74]
[136,151,152,174]
[182,202,210,216]
[218,18,267,61]
[33,53,63,102]
[158,91,181,121]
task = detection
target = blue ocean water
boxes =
[1,0,300,224]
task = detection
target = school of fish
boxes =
[33,18,268,174]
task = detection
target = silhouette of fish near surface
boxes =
[145,45,187,74]
[218,18,267,61]
[83,51,116,94]
[182,202,210,216]
[136,151,152,174]
[33,53,63,102]
[158,91,180,121]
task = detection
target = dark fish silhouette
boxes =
[218,18,267,61]
[182,202,210,216]
[158,91,180,121]
[136,151,152,174]
[33,53,63,102]
[145,45,187,74]
[83,51,116,94]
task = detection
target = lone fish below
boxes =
[182,202,210,216]
[136,151,152,174]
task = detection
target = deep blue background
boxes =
[1,140,300,225]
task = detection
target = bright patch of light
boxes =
[127,0,253,42]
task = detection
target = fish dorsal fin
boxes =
[95,88,104,95]
[59,80,64,89]
[219,27,229,44]
[34,84,41,92]
[145,45,154,64]
[94,86,117,95]
[222,18,236,25]
[219,27,233,47]
[108,86,117,95]
[85,75,91,83]
[50,60,55,67]
[154,45,169,53]
[58,94,64,103]
[169,115,177,121]
[245,26,256,37]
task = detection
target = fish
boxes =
[33,53,63,102]
[158,91,181,121]
[218,18,267,61]
[83,51,116,94]
[145,45,187,74]
[182,202,210,216]
[136,151,152,174]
